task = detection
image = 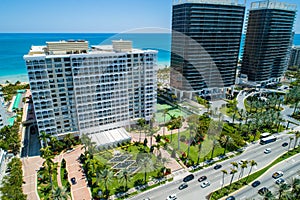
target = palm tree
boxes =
[98,168,114,197]
[288,136,294,151]
[219,135,231,155]
[210,140,218,160]
[293,131,300,149]
[196,142,202,165]
[277,183,290,199]
[63,133,75,149]
[177,117,183,150]
[239,160,248,180]
[163,109,169,136]
[246,160,257,183]
[231,161,238,169]
[39,131,50,147]
[137,118,146,142]
[52,186,71,200]
[221,169,228,189]
[138,156,154,183]
[263,191,275,200]
[229,168,238,187]
[118,169,131,190]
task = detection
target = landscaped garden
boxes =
[80,134,172,199]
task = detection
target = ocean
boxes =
[0,33,299,84]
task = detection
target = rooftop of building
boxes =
[25,39,156,57]
[251,0,297,11]
[172,0,245,6]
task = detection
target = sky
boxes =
[0,0,299,33]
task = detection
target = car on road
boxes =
[258,187,270,195]
[178,183,188,190]
[143,198,150,200]
[213,164,222,170]
[183,174,194,182]
[70,177,77,185]
[225,196,236,200]
[66,148,75,153]
[282,142,289,147]
[200,181,210,188]
[166,194,177,200]
[198,175,207,182]
[264,148,271,154]
[275,178,285,185]
[251,180,261,187]
[272,171,284,179]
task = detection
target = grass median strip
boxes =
[210,147,300,200]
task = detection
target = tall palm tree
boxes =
[231,161,238,169]
[138,156,154,183]
[288,136,294,151]
[221,169,228,189]
[39,131,50,147]
[239,160,248,180]
[196,142,202,165]
[118,169,131,190]
[246,160,257,183]
[177,117,183,150]
[137,118,146,142]
[52,186,71,200]
[229,168,238,187]
[263,191,275,200]
[98,168,114,197]
[163,109,169,136]
[293,131,300,149]
[210,140,218,160]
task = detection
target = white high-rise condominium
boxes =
[24,40,157,147]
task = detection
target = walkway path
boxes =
[63,145,91,200]
[22,156,43,200]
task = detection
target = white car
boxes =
[200,181,210,188]
[166,194,177,200]
[264,148,271,154]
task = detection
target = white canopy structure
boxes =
[89,128,131,149]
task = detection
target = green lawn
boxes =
[155,100,190,123]
[165,130,227,165]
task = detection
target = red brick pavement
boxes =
[64,146,91,200]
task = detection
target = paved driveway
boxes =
[63,146,91,200]
[22,156,43,200]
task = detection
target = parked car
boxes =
[272,171,284,179]
[70,177,77,185]
[183,174,194,182]
[214,164,222,170]
[282,142,289,147]
[251,180,261,187]
[198,176,207,182]
[264,148,272,154]
[200,181,210,188]
[258,187,269,195]
[166,194,177,200]
[275,178,285,185]
[178,183,188,190]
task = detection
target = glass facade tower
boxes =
[241,1,297,85]
[170,0,245,100]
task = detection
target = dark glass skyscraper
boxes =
[241,1,296,85]
[170,0,245,100]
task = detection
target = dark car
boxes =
[70,177,77,185]
[214,164,222,170]
[258,187,269,195]
[282,142,288,147]
[225,196,235,200]
[198,176,207,182]
[183,174,194,182]
[178,183,188,190]
[252,180,261,187]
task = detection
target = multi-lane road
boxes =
[232,153,300,200]
[129,133,298,200]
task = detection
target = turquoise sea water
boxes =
[0,33,299,83]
